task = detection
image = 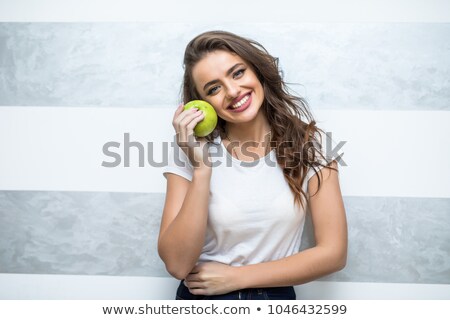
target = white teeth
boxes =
[231,94,249,109]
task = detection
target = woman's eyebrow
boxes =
[202,63,245,91]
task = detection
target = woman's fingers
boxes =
[174,108,199,131]
[184,280,205,289]
[171,105,210,168]
[186,111,205,131]
[185,273,201,282]
[173,107,194,129]
[176,110,205,145]
[179,109,203,132]
[172,105,195,134]
[189,288,207,295]
[172,103,184,124]
[189,265,201,274]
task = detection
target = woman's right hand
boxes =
[172,103,211,169]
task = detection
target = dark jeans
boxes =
[176,280,296,300]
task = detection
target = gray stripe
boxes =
[0,191,168,277]
[0,23,449,109]
[1,191,449,284]
[301,196,450,284]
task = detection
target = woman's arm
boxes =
[158,104,213,280]
[185,161,347,295]
[158,167,212,280]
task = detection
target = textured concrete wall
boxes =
[1,23,449,109]
[1,191,449,284]
[1,23,449,284]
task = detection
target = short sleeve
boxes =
[162,142,194,182]
[305,131,345,182]
[305,153,338,182]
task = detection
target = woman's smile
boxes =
[228,92,252,112]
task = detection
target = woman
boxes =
[158,30,347,300]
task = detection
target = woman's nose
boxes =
[225,82,240,99]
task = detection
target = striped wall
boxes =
[1,1,449,299]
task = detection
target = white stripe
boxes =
[0,273,448,299]
[314,109,450,198]
[0,107,449,198]
[0,0,449,22]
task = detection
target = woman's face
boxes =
[191,50,265,125]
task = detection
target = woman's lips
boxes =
[228,93,252,113]
[230,93,250,106]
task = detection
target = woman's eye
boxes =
[233,69,245,78]
[207,86,219,95]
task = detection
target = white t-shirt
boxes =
[163,135,330,266]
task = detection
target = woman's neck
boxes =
[225,113,271,143]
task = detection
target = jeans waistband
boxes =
[176,280,296,300]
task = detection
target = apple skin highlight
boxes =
[184,100,218,137]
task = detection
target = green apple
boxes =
[184,100,218,137]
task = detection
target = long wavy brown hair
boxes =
[182,30,335,209]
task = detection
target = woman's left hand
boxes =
[184,262,239,296]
